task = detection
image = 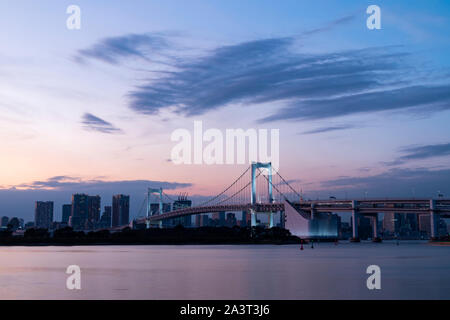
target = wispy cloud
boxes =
[399,143,450,161]
[319,167,450,198]
[300,124,357,135]
[75,33,170,65]
[125,37,450,122]
[74,18,450,125]
[383,142,450,166]
[301,15,355,36]
[81,113,122,134]
[9,175,191,192]
[262,84,450,122]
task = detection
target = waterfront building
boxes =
[284,201,339,239]
[70,194,101,230]
[1,216,9,228]
[241,211,249,227]
[150,203,171,215]
[99,206,112,229]
[112,194,130,227]
[226,213,237,227]
[88,196,101,225]
[35,201,54,229]
[172,195,192,227]
[200,214,209,227]
[62,204,72,224]
[212,212,226,226]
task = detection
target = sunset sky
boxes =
[1,0,449,221]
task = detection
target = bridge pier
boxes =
[311,203,316,220]
[351,200,360,242]
[269,212,274,228]
[251,209,257,227]
[371,214,382,242]
[430,200,440,241]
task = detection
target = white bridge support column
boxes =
[268,212,274,228]
[251,209,257,227]
[311,203,316,220]
[351,200,360,242]
[430,200,439,240]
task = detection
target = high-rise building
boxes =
[69,194,101,230]
[226,213,237,227]
[195,215,201,227]
[383,212,402,236]
[0,216,9,228]
[173,195,192,227]
[200,215,209,227]
[99,206,112,229]
[419,214,431,237]
[241,211,251,227]
[150,203,171,215]
[8,217,21,231]
[88,195,101,224]
[112,195,130,227]
[383,213,419,238]
[25,221,35,229]
[212,212,226,226]
[195,214,209,227]
[62,204,72,224]
[35,201,54,229]
[70,194,89,230]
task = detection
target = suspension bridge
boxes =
[134,162,450,241]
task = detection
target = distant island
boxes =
[0,226,302,246]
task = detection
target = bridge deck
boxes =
[136,199,450,224]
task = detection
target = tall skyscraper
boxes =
[62,204,72,224]
[150,203,171,215]
[35,201,54,229]
[383,212,402,236]
[195,215,201,227]
[173,195,192,227]
[88,195,101,224]
[212,212,226,226]
[70,194,89,230]
[419,214,431,237]
[241,211,250,227]
[100,206,112,228]
[112,195,130,227]
[200,215,209,227]
[70,194,101,230]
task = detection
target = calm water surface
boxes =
[0,241,449,299]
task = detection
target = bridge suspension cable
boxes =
[197,165,251,206]
[275,171,302,198]
[162,191,176,202]
[215,170,262,205]
[258,168,301,202]
[136,194,148,218]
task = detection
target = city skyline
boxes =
[0,1,450,221]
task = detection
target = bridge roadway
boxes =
[140,198,450,223]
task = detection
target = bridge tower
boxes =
[146,188,163,229]
[251,162,275,228]
[430,199,440,240]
